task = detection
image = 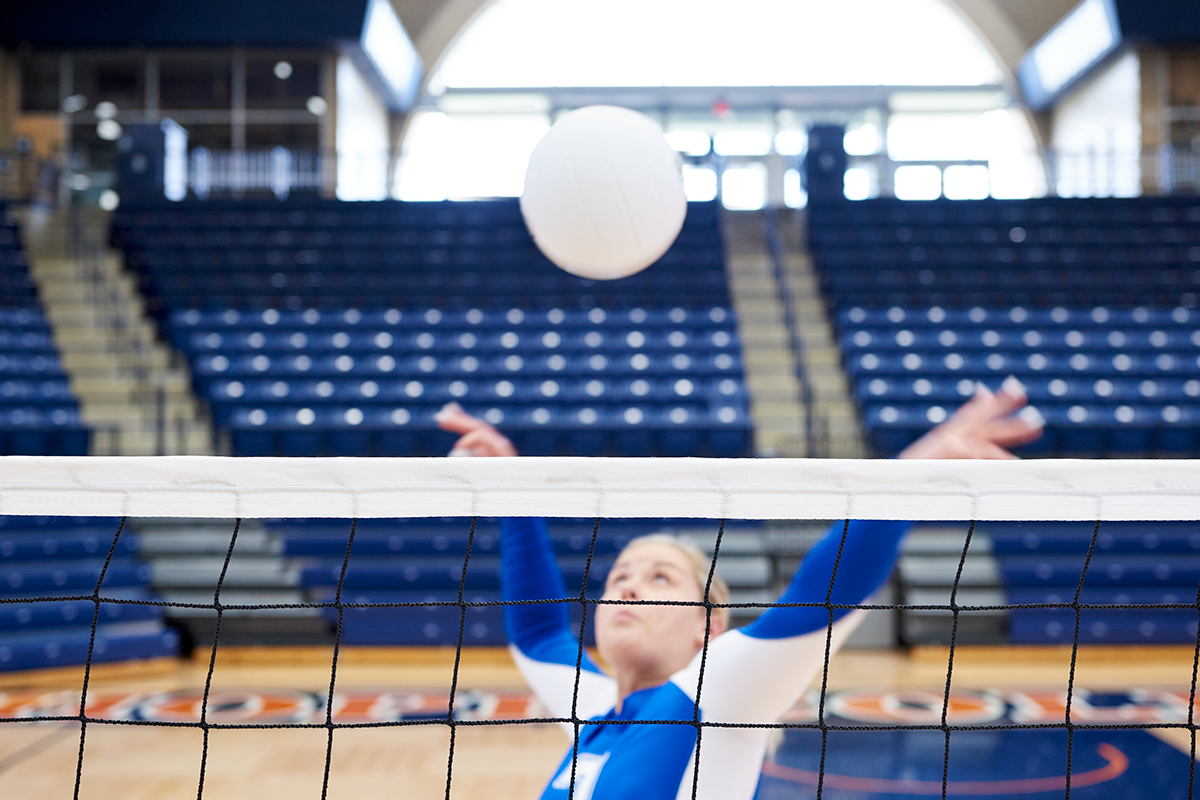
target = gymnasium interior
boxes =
[2,0,1200,797]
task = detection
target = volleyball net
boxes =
[2,456,1199,800]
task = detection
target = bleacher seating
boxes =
[0,516,178,671]
[270,517,761,647]
[991,522,1200,645]
[110,199,751,457]
[0,218,88,455]
[809,197,1200,457]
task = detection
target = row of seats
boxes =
[185,328,738,355]
[0,516,177,672]
[231,404,750,457]
[844,328,1200,351]
[867,403,1200,455]
[986,522,1200,644]
[825,290,1195,309]
[194,351,742,380]
[171,306,734,332]
[209,376,744,409]
[813,227,1200,247]
[841,304,1200,327]
[276,517,751,646]
[114,197,720,232]
[859,376,1200,404]
[820,251,1200,269]
[808,196,1200,228]
[153,293,729,314]
[127,246,723,267]
[849,350,1199,377]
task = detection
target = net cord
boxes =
[1063,522,1101,800]
[320,518,357,800]
[1,456,1199,521]
[563,517,602,800]
[814,519,852,800]
[443,516,478,800]
[687,519,726,800]
[195,517,241,800]
[939,520,975,800]
[71,515,126,800]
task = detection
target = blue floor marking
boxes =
[757,728,1189,799]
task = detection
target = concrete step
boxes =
[70,372,192,392]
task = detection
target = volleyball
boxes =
[520,105,687,280]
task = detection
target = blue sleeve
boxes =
[741,519,910,640]
[500,517,602,673]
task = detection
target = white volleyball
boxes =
[520,106,687,281]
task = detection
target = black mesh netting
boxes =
[2,516,1198,800]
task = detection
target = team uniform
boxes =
[500,517,911,800]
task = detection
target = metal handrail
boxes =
[763,209,822,458]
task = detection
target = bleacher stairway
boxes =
[15,207,213,455]
[132,518,328,649]
[721,211,806,456]
[722,209,865,458]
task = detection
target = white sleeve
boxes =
[510,644,617,735]
[669,609,867,724]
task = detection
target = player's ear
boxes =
[697,612,725,646]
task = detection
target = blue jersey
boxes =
[500,517,910,800]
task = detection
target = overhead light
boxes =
[306,96,328,116]
[61,94,87,113]
[94,101,118,120]
[274,61,293,80]
[97,119,123,141]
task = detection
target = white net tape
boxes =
[0,456,1197,520]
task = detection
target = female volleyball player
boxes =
[436,378,1042,800]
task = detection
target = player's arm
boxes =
[681,378,1044,722]
[436,405,615,721]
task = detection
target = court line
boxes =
[759,742,1128,796]
[0,723,75,777]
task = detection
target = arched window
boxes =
[397,0,1043,204]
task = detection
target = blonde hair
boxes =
[618,534,731,630]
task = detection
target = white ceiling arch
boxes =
[407,0,1050,95]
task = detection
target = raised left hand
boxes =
[897,376,1044,460]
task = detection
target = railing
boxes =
[763,209,827,458]
[188,148,393,200]
[63,197,206,455]
[55,143,1200,209]
[848,147,1200,202]
[0,150,59,206]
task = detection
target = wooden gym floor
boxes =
[0,645,1196,799]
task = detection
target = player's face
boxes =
[595,543,716,682]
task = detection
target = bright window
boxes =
[894,165,943,200]
[682,166,718,201]
[436,0,1000,88]
[844,167,874,201]
[775,130,807,156]
[395,111,550,200]
[784,168,806,208]
[721,165,766,210]
[943,164,990,200]
[665,131,711,156]
[713,131,772,157]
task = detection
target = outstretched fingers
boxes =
[436,403,518,457]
